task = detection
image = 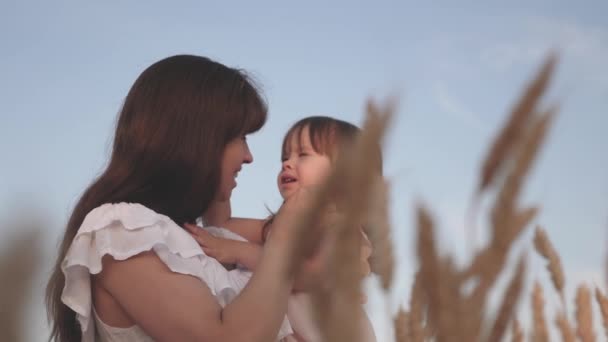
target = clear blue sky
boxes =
[1,1,607,340]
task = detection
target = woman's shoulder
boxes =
[61,202,256,340]
[81,202,175,233]
[73,202,203,259]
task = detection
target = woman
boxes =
[46,55,322,341]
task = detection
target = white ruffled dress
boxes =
[60,202,293,341]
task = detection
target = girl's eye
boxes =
[299,152,309,157]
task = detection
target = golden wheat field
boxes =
[1,54,606,342]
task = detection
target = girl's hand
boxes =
[184,224,240,265]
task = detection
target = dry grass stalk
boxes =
[594,287,608,339]
[461,205,538,341]
[416,205,468,341]
[555,312,576,342]
[416,205,469,341]
[459,62,556,342]
[513,206,540,235]
[511,318,524,342]
[439,257,467,341]
[532,281,549,342]
[366,176,394,290]
[409,54,558,342]
[478,53,556,193]
[0,229,41,342]
[467,107,549,285]
[465,206,538,279]
[310,98,393,342]
[408,271,426,342]
[464,110,555,328]
[533,227,566,305]
[394,54,566,342]
[487,255,526,341]
[415,204,442,338]
[468,54,555,249]
[490,107,556,240]
[576,285,596,342]
[394,309,411,342]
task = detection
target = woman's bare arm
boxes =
[97,236,295,342]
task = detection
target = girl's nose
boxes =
[281,159,293,170]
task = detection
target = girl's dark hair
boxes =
[281,116,382,172]
[46,55,267,342]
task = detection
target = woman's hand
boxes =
[289,201,342,291]
[270,186,320,245]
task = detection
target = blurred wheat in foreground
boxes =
[1,53,605,342]
[310,53,608,342]
[0,224,41,342]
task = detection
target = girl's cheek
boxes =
[320,167,332,182]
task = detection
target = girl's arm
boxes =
[185,224,263,271]
[203,200,268,244]
[223,217,268,244]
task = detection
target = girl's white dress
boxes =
[60,202,294,341]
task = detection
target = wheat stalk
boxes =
[532,281,549,342]
[367,176,395,290]
[415,203,443,340]
[394,309,411,342]
[594,287,608,339]
[416,204,471,341]
[468,52,555,252]
[310,97,394,342]
[555,311,576,342]
[534,226,566,306]
[464,110,555,339]
[478,53,557,193]
[487,255,526,341]
[408,270,426,342]
[459,60,556,342]
[0,227,41,342]
[490,107,556,241]
[576,285,596,342]
[511,318,524,342]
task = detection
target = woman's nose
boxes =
[243,145,253,164]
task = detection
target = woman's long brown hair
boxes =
[45,55,267,341]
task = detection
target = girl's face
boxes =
[217,135,253,201]
[277,126,332,200]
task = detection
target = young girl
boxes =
[186,116,379,341]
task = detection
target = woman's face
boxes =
[217,136,253,201]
